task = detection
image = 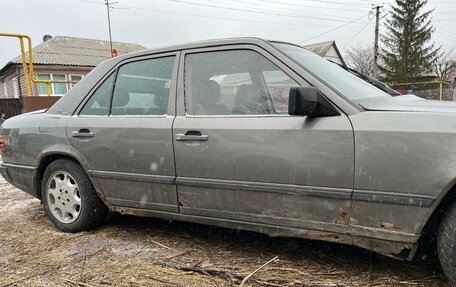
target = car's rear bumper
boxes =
[0,162,39,198]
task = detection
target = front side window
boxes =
[184,50,301,116]
[111,56,175,116]
[263,70,300,113]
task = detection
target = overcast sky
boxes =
[1,0,455,68]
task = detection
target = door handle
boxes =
[72,129,94,138]
[176,131,208,142]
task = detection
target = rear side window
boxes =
[184,50,301,116]
[79,73,115,116]
[111,57,175,116]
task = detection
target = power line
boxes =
[199,0,367,21]
[267,0,372,7]
[342,19,373,49]
[296,14,368,44]
[168,0,369,23]
[81,1,367,28]
[231,0,369,12]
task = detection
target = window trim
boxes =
[69,74,84,89]
[75,51,180,118]
[178,45,309,118]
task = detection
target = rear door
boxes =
[173,46,354,232]
[66,53,180,212]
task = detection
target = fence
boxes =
[0,99,22,118]
[22,96,60,113]
[389,81,455,101]
[0,96,60,119]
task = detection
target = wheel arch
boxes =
[35,153,85,201]
[421,183,456,235]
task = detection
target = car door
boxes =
[173,46,355,233]
[66,53,180,212]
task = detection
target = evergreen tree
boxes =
[380,0,439,83]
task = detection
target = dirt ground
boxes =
[0,176,451,287]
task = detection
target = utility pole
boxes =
[105,0,117,57]
[372,4,383,79]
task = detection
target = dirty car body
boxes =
[1,38,455,263]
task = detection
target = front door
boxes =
[173,47,354,232]
[67,53,180,212]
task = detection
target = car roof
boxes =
[115,37,275,61]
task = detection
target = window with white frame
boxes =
[37,74,68,96]
[3,82,7,98]
[69,74,83,89]
[12,77,19,98]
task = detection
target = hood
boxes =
[359,95,456,113]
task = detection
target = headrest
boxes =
[112,88,130,108]
[235,85,260,106]
[196,80,221,106]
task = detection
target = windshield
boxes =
[272,42,391,104]
[327,60,401,96]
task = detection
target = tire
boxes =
[41,159,108,232]
[438,202,456,286]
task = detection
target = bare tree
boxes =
[435,49,456,82]
[344,45,374,76]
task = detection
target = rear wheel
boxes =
[438,202,456,286]
[41,159,108,232]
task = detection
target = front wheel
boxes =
[438,202,456,286]
[41,159,108,232]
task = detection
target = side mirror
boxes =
[288,87,340,117]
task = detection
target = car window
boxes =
[263,70,300,114]
[209,72,252,111]
[111,56,175,116]
[184,50,301,116]
[273,43,390,104]
[79,73,115,116]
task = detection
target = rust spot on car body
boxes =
[178,198,192,208]
[375,222,401,231]
[335,209,351,224]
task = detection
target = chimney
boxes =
[43,34,52,42]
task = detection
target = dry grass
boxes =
[0,178,451,287]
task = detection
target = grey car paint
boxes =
[173,45,354,234]
[1,38,455,260]
[66,52,181,212]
